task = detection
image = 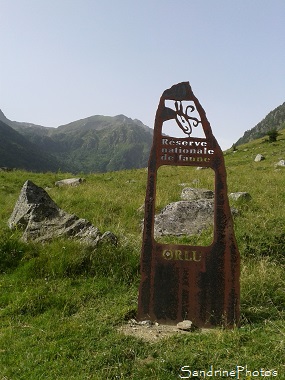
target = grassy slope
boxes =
[0,132,284,379]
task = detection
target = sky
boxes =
[1,0,284,150]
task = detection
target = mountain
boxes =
[0,111,153,173]
[235,102,285,146]
[0,119,65,172]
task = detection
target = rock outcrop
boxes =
[8,180,117,246]
[154,199,214,238]
[153,186,242,238]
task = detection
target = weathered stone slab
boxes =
[8,180,117,246]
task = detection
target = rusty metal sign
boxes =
[137,82,240,328]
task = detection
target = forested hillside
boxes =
[0,120,64,172]
[0,111,153,173]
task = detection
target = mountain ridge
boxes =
[3,99,284,173]
[0,119,65,172]
[0,110,153,173]
[235,102,285,146]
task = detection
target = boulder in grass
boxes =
[154,200,214,238]
[8,180,117,246]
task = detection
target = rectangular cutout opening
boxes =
[154,165,215,246]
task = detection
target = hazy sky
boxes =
[1,0,284,149]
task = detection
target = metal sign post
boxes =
[137,82,240,327]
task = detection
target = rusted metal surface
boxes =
[137,82,240,328]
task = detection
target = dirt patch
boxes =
[118,319,205,343]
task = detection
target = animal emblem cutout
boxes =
[166,100,202,137]
[161,99,204,139]
[137,82,240,328]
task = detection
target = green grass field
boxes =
[0,132,284,379]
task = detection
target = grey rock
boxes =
[231,207,239,217]
[55,178,86,187]
[8,180,58,230]
[154,188,238,237]
[254,154,265,162]
[177,320,193,331]
[128,318,139,326]
[154,200,214,237]
[139,320,154,327]
[181,187,214,201]
[99,231,118,246]
[8,180,116,246]
[276,159,285,167]
[229,192,252,201]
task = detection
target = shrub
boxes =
[267,129,279,142]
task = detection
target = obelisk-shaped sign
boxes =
[137,82,240,327]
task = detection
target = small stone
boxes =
[128,319,138,326]
[181,188,214,201]
[229,192,252,201]
[254,154,265,162]
[276,160,285,167]
[55,178,85,187]
[139,320,153,327]
[177,320,193,331]
[231,207,239,216]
